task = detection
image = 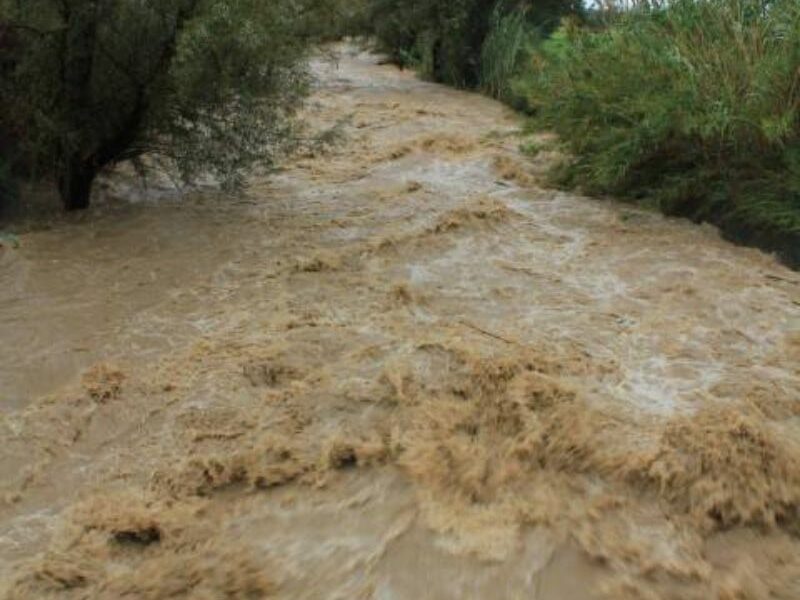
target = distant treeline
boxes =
[359,0,583,92]
[362,0,800,269]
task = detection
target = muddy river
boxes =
[1,45,799,599]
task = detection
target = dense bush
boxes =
[523,0,800,266]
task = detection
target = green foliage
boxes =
[510,23,571,111]
[363,0,799,264]
[523,0,800,266]
[157,0,312,188]
[365,0,494,87]
[519,140,543,157]
[364,0,583,89]
[480,7,530,101]
[1,0,326,209]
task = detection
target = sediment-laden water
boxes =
[1,46,799,599]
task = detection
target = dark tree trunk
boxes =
[58,157,96,211]
[50,0,201,212]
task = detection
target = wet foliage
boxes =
[523,0,800,267]
[0,0,332,210]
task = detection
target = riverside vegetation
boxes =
[361,0,800,268]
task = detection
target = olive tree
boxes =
[1,0,320,210]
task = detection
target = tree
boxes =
[0,0,319,210]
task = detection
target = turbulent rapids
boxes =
[1,46,799,599]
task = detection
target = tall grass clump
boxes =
[525,0,800,267]
[480,6,531,103]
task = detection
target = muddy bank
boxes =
[1,45,800,599]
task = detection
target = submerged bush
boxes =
[524,0,800,266]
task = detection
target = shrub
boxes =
[524,0,800,266]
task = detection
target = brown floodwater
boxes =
[1,45,799,599]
